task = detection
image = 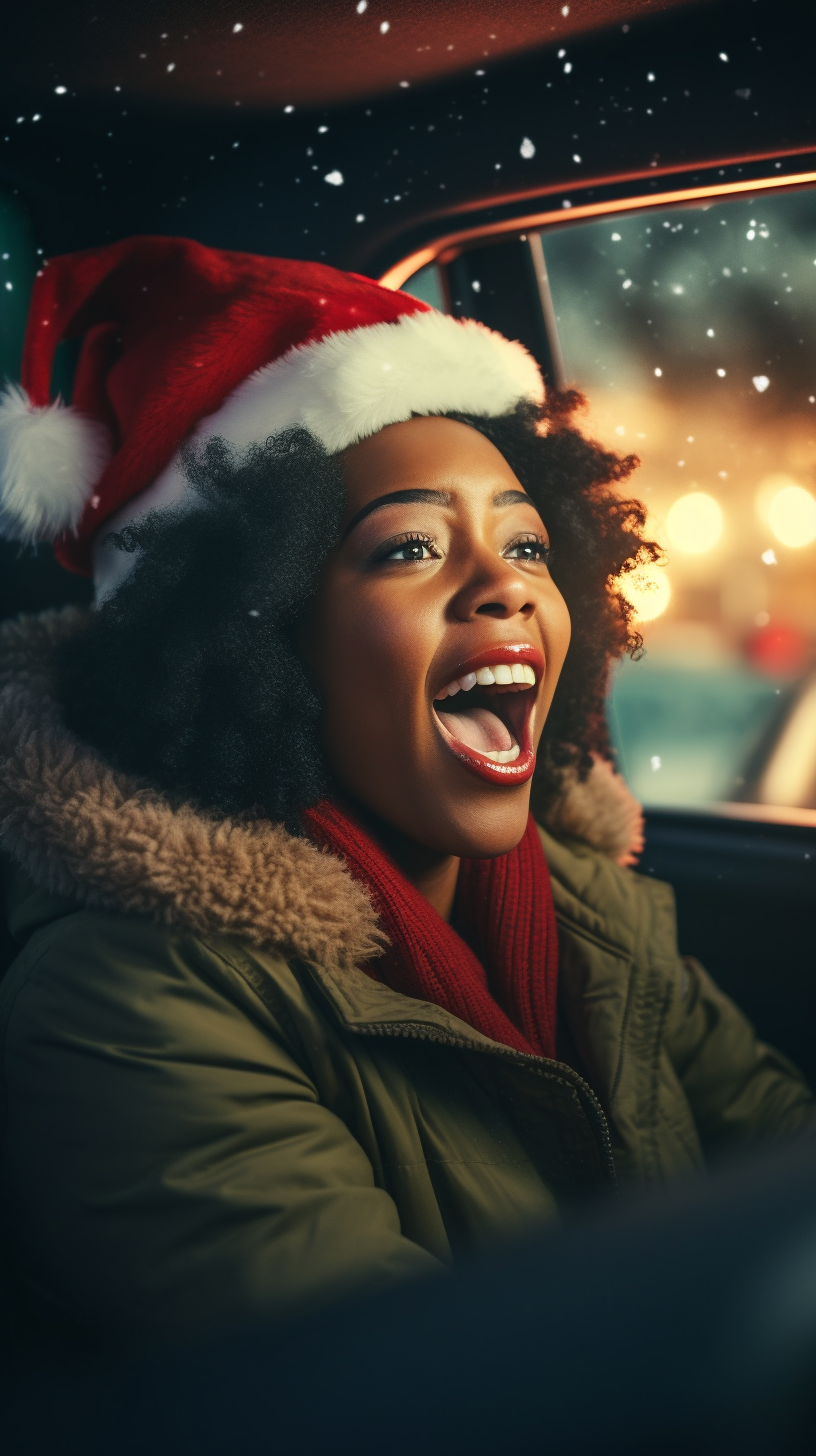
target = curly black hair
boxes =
[59,396,659,828]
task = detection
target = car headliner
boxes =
[4,0,709,110]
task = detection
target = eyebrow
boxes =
[342,485,535,540]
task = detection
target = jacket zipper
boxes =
[337,1013,617,1187]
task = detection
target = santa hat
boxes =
[0,235,544,596]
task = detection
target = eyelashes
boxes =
[503,534,552,564]
[370,530,551,567]
[372,531,441,564]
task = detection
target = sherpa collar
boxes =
[0,610,643,969]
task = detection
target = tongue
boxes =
[438,705,513,754]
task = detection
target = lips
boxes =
[431,644,543,786]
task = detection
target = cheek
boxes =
[534,585,571,738]
[540,581,572,673]
[310,580,436,749]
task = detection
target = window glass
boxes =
[540,189,816,812]
[401,262,447,312]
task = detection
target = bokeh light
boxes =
[745,621,812,678]
[666,491,724,554]
[767,484,816,548]
[617,563,672,622]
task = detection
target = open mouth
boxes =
[431,650,542,785]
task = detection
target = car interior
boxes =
[2,0,815,1441]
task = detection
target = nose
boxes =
[448,548,536,622]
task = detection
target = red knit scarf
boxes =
[305,801,559,1060]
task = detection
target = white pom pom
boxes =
[0,383,110,544]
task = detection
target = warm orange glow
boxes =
[616,563,672,622]
[666,492,724,554]
[768,484,816,549]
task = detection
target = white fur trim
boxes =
[210,310,544,455]
[93,311,544,602]
[0,384,110,545]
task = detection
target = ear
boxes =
[0,384,110,544]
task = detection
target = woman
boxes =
[0,237,812,1346]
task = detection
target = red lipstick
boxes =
[431,642,543,787]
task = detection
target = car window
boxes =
[402,187,816,816]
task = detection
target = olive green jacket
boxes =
[1,612,814,1345]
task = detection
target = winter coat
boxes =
[1,610,813,1346]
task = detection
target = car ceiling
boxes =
[5,0,706,110]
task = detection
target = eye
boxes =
[375,533,440,564]
[504,535,551,564]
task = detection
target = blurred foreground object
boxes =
[3,1135,816,1455]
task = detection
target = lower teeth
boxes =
[484,745,521,764]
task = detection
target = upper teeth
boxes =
[435,662,537,699]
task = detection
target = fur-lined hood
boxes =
[0,609,643,970]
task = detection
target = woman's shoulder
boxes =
[536,758,674,960]
[0,873,299,1048]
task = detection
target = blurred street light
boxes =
[666,491,724,553]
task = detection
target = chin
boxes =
[411,783,534,860]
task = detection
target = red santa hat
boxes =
[0,235,544,594]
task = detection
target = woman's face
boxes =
[301,416,571,859]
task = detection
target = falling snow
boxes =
[324,170,344,186]
[520,137,536,159]
[752,375,770,392]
